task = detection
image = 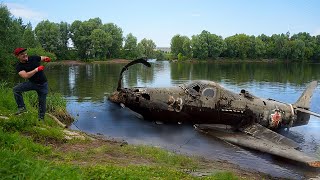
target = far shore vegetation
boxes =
[1,3,320,77]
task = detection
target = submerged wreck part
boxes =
[109,59,320,166]
[242,123,299,149]
[194,124,320,168]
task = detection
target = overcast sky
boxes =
[3,0,320,47]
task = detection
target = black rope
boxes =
[71,119,82,131]
[178,128,198,149]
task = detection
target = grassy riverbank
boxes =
[0,82,273,179]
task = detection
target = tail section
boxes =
[293,81,317,109]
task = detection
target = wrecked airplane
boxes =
[108,58,320,167]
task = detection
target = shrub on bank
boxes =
[27,47,57,62]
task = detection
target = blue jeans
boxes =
[13,82,48,119]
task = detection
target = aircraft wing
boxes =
[194,123,320,168]
[241,123,299,149]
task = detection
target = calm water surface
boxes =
[43,61,320,179]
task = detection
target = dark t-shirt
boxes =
[15,55,47,84]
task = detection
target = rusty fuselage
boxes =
[109,80,310,130]
[108,59,320,167]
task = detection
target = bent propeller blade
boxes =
[117,58,151,90]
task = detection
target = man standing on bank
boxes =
[13,48,51,121]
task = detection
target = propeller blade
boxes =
[296,107,320,118]
[117,58,151,90]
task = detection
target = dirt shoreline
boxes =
[55,129,284,180]
[50,59,132,65]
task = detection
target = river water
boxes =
[36,61,320,179]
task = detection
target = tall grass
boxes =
[0,82,65,141]
[0,82,17,114]
[0,130,71,179]
[0,148,82,180]
[0,127,50,154]
[25,88,74,125]
[0,82,80,179]
[83,165,191,179]
[0,124,79,179]
[122,145,198,168]
[0,81,73,125]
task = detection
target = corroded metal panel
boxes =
[108,59,320,167]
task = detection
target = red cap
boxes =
[13,48,27,56]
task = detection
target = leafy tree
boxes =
[56,21,70,59]
[136,43,145,58]
[89,29,112,59]
[102,23,123,58]
[265,33,291,60]
[247,36,266,59]
[35,20,60,53]
[123,33,138,59]
[70,18,102,59]
[177,53,183,61]
[0,4,24,75]
[171,35,192,59]
[27,47,57,61]
[224,34,254,59]
[257,34,274,58]
[154,50,166,60]
[192,30,226,60]
[138,38,156,59]
[0,5,21,50]
[10,18,25,48]
[312,35,320,61]
[22,23,39,48]
[291,32,316,60]
[182,38,192,59]
[191,34,206,59]
[171,35,184,57]
[290,39,306,60]
[236,34,251,59]
[69,20,82,55]
[223,35,239,58]
[0,4,13,75]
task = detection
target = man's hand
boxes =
[36,66,45,72]
[43,57,51,62]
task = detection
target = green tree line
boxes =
[0,4,157,75]
[2,3,320,77]
[171,30,320,62]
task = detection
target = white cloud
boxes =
[4,3,46,21]
[312,27,320,36]
[191,13,201,17]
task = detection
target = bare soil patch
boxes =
[92,59,131,64]
[50,60,86,65]
[51,132,283,179]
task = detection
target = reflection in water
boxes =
[85,64,93,79]
[40,62,320,179]
[68,66,77,92]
